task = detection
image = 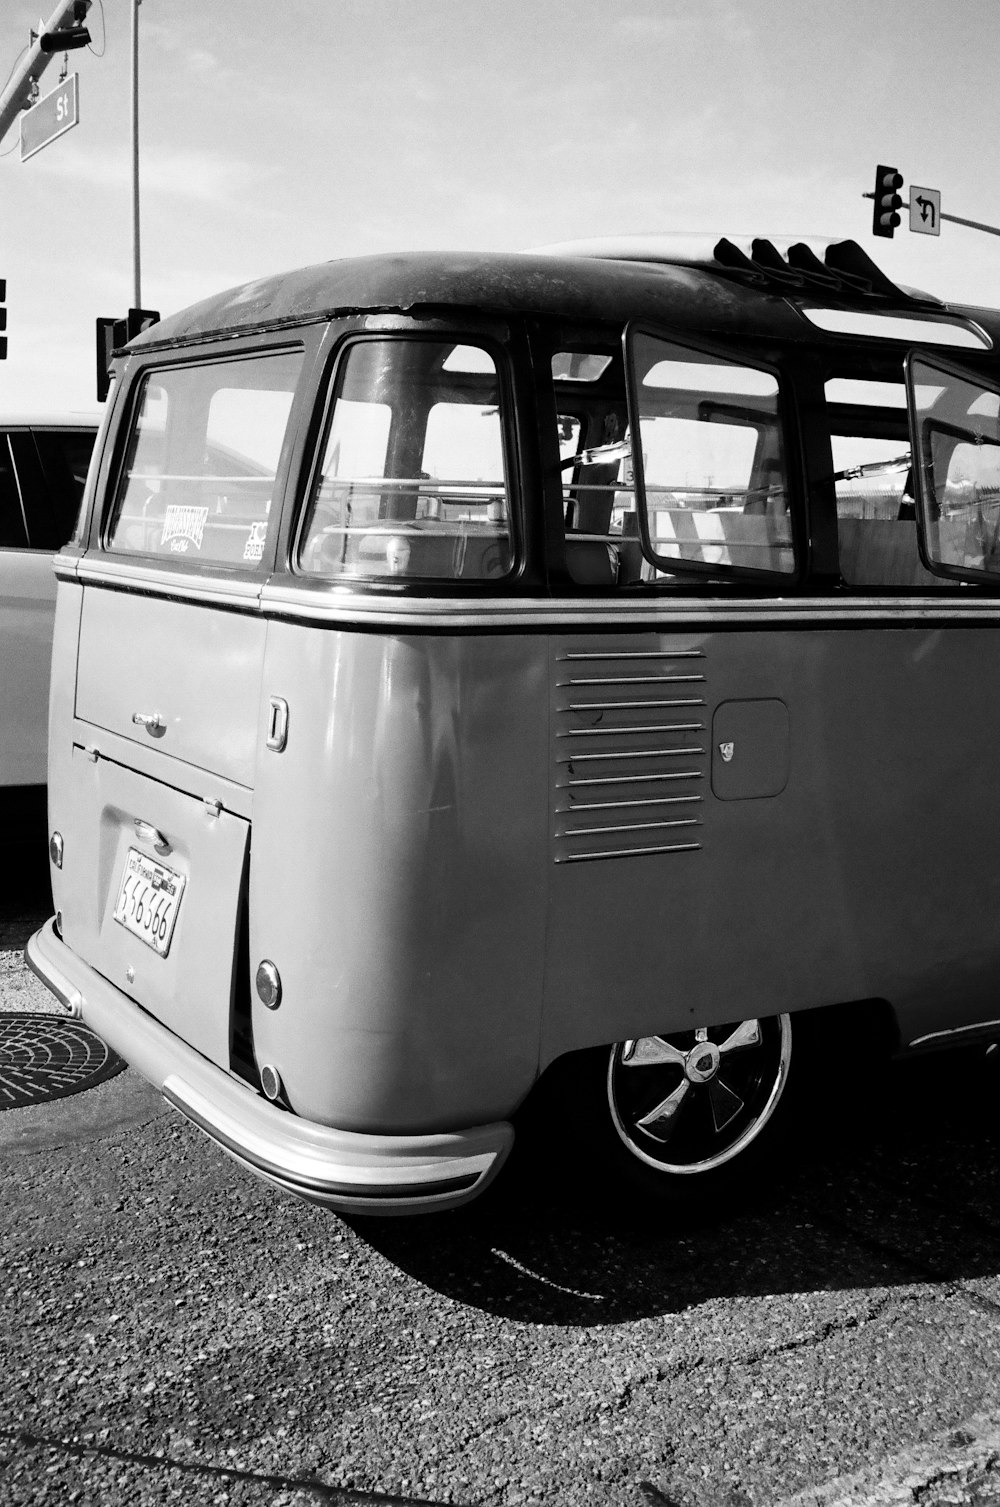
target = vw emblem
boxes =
[719,741,735,763]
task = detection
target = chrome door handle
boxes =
[266,696,288,752]
[132,711,165,737]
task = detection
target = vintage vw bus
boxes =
[26,236,1000,1213]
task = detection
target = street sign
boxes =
[19,72,78,163]
[910,187,942,237]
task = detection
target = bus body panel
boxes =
[50,580,266,1074]
[248,622,550,1133]
[75,589,266,789]
[55,746,249,1068]
[542,623,1000,1060]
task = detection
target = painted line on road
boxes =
[774,1410,1000,1506]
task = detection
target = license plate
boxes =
[113,847,187,957]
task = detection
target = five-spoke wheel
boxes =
[606,1014,792,1179]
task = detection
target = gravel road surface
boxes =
[4,882,1000,1507]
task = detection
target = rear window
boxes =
[107,350,303,568]
[297,337,513,582]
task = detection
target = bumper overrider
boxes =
[25,918,514,1215]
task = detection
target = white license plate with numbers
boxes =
[112,847,186,957]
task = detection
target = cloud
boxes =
[617,1,754,44]
[30,143,272,204]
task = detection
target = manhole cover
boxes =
[0,1014,125,1110]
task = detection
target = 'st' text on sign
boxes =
[20,73,79,163]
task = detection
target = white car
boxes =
[0,413,99,844]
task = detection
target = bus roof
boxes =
[128,238,1000,356]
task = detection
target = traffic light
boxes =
[126,307,159,340]
[873,164,904,238]
[38,24,90,50]
[96,309,159,401]
[96,316,126,402]
[0,279,6,361]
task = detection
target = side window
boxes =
[297,338,513,581]
[553,345,637,587]
[0,434,29,547]
[23,428,97,548]
[825,377,946,590]
[906,353,1000,583]
[627,331,793,577]
[106,350,303,567]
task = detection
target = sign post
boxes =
[19,72,78,162]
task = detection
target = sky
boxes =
[2,0,1000,415]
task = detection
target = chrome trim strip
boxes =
[556,840,702,862]
[76,557,263,610]
[562,675,707,686]
[560,649,706,660]
[558,747,706,763]
[564,794,703,810]
[908,1018,1000,1049]
[565,817,701,837]
[24,930,83,1017]
[162,1078,484,1204]
[259,586,1000,630]
[63,564,1000,629]
[53,555,81,583]
[565,771,705,786]
[558,722,704,738]
[567,698,706,710]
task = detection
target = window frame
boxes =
[292,329,522,589]
[905,348,1000,586]
[98,341,311,579]
[622,322,801,585]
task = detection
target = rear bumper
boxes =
[26,917,514,1215]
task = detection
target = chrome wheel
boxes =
[607,1015,792,1176]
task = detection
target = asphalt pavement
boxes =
[4,871,1000,1507]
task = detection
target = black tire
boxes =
[530,1013,796,1214]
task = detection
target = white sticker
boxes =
[243,520,268,562]
[160,505,208,552]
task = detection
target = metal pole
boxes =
[131,0,141,308]
[933,209,1000,241]
[0,0,87,143]
[862,192,1000,240]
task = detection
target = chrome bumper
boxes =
[26,918,514,1215]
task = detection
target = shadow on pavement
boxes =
[0,836,52,951]
[349,1046,1000,1325]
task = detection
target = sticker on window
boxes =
[243,520,268,563]
[161,505,208,553]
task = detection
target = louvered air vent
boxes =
[552,644,708,863]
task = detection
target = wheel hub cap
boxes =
[685,1041,721,1083]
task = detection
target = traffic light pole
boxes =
[0,0,88,144]
[131,0,142,307]
[927,207,1000,240]
[863,193,1000,240]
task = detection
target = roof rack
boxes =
[531,234,942,310]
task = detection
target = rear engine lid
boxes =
[59,749,249,1071]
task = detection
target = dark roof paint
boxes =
[125,248,1000,355]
